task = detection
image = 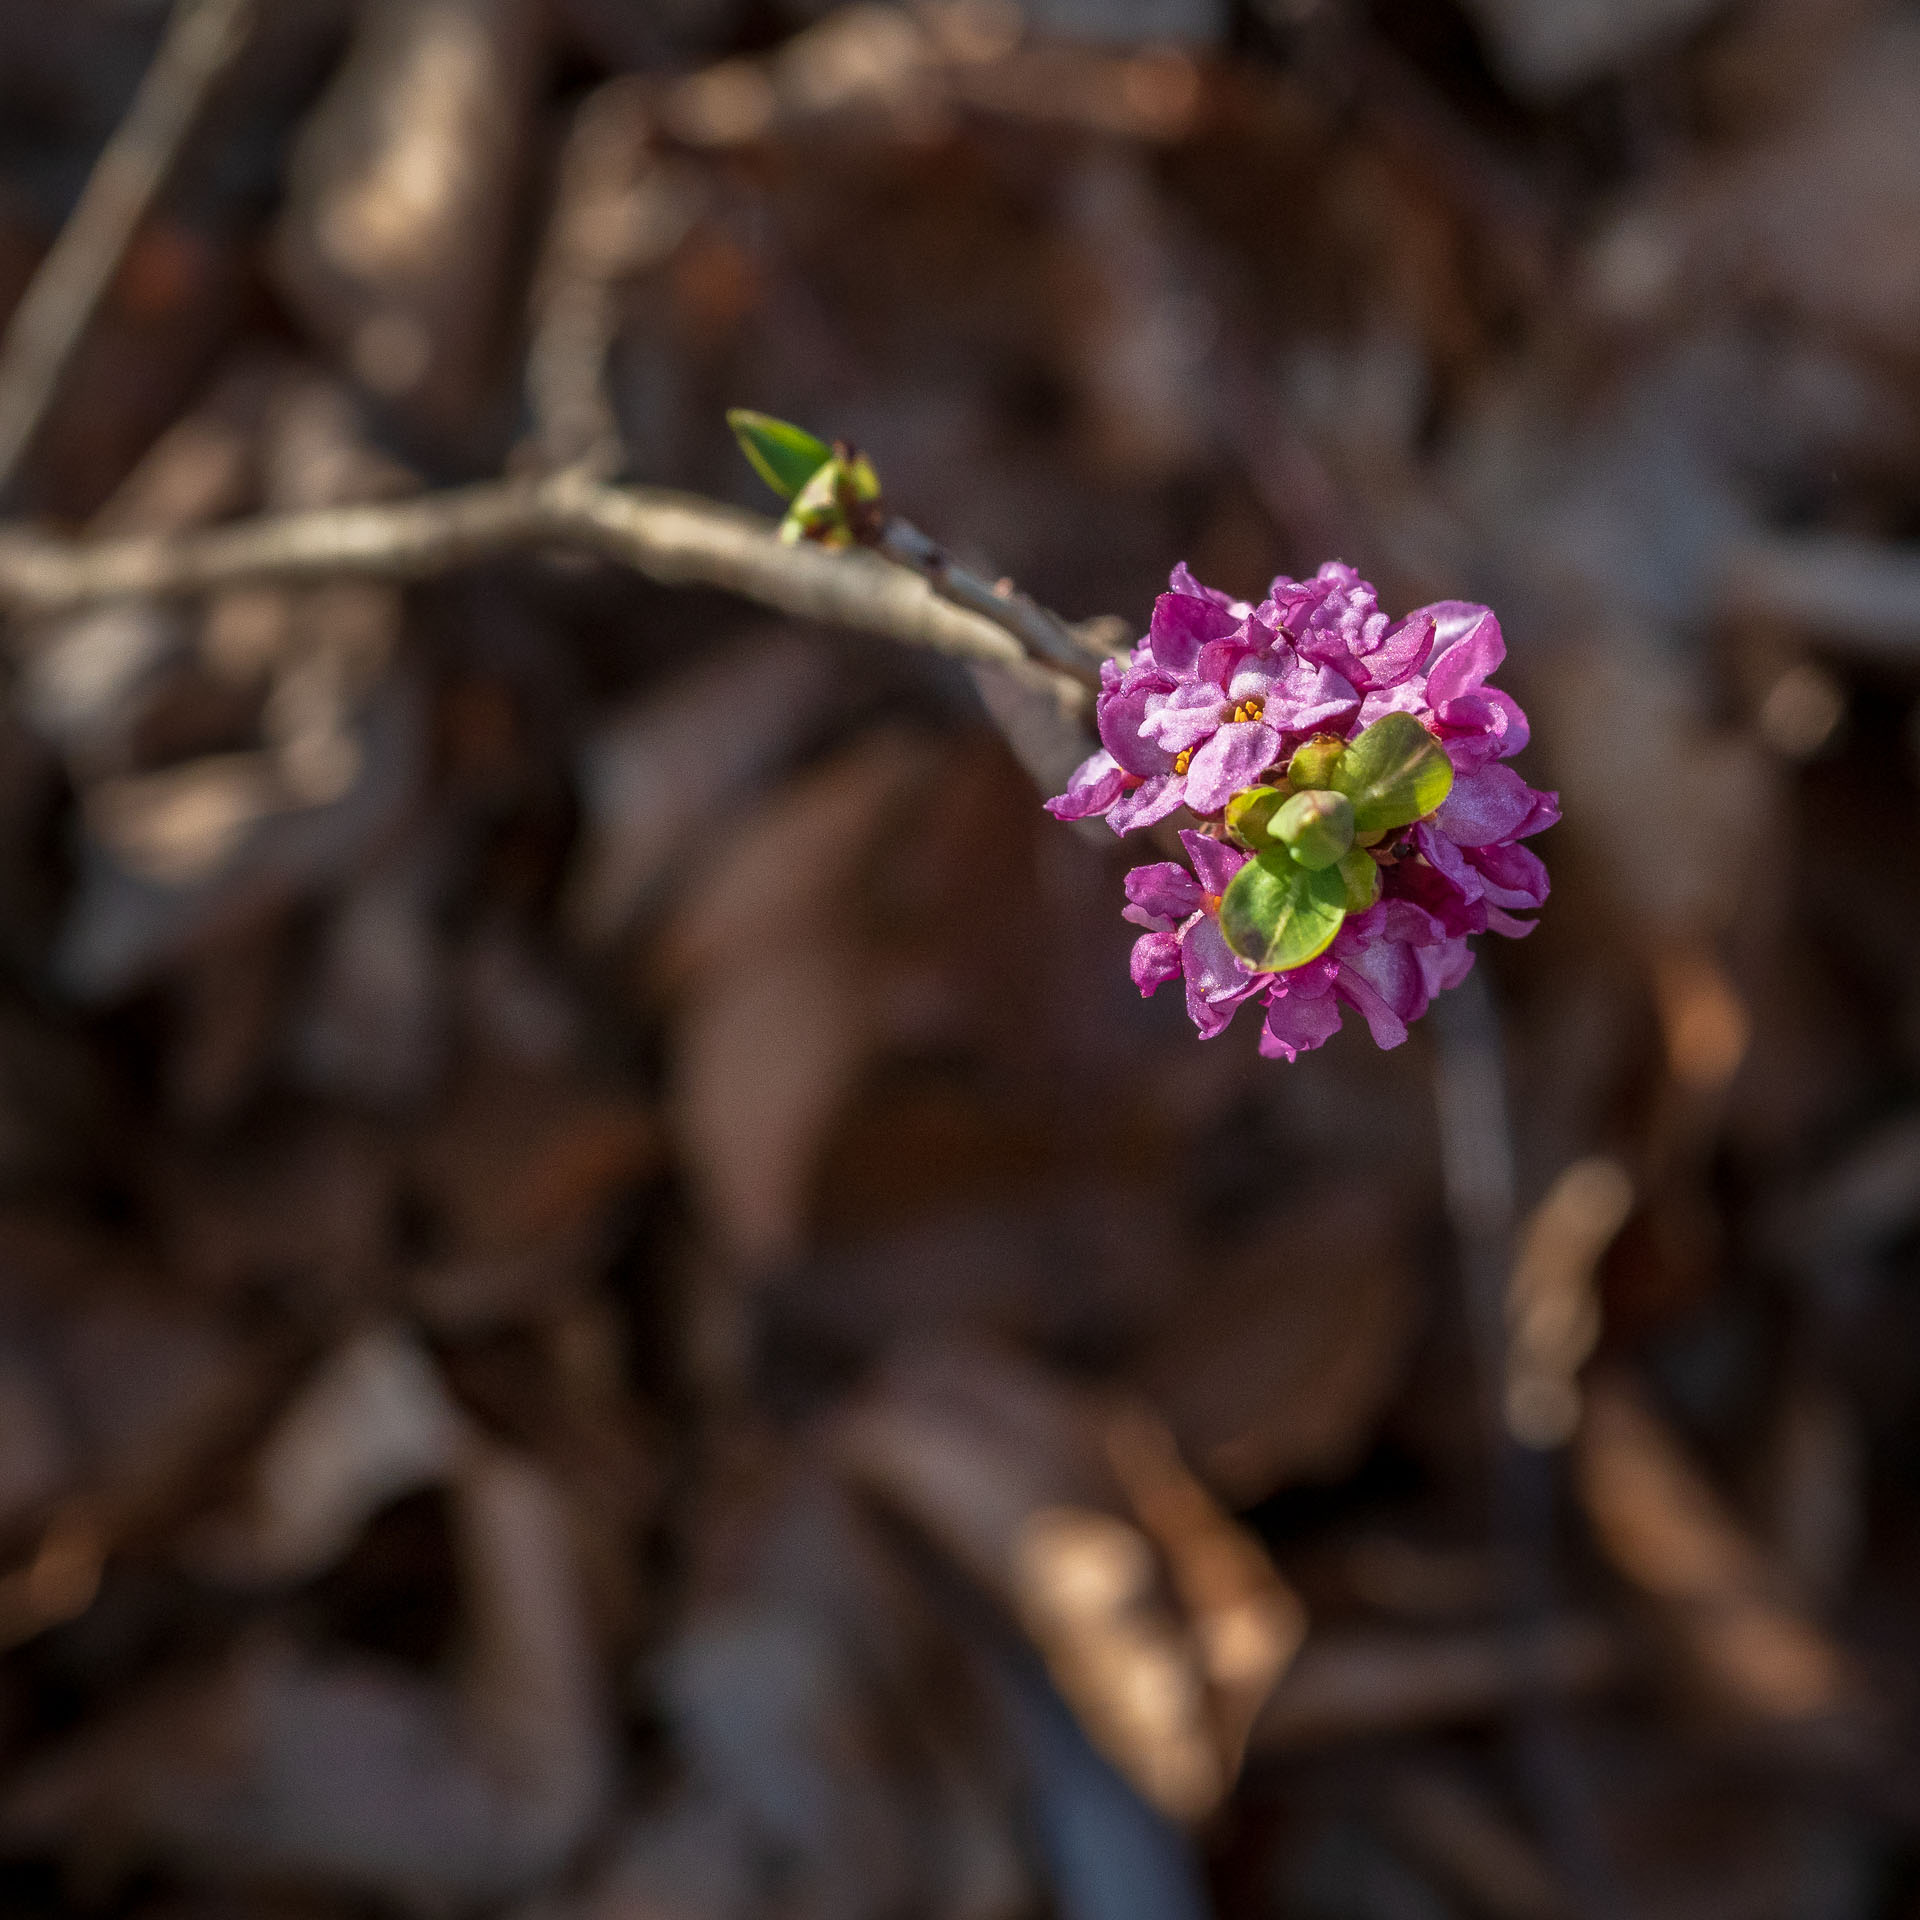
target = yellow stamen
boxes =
[1228,696,1265,724]
[1173,749,1192,775]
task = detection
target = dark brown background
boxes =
[0,1,1911,1917]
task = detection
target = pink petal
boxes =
[1044,749,1129,821]
[1436,687,1531,771]
[1169,562,1245,613]
[1465,841,1549,910]
[1415,821,1486,899]
[1417,937,1476,997]
[1390,857,1488,937]
[1515,788,1561,838]
[1182,912,1253,1003]
[1179,829,1249,897]
[1258,992,1343,1060]
[1422,607,1505,706]
[1130,930,1182,994]
[1335,963,1410,1050]
[1268,655,1361,734]
[1149,584,1242,675]
[1123,861,1205,927]
[1268,954,1340,999]
[1434,764,1536,846]
[1183,721,1280,813]
[1140,683,1225,753]
[1485,906,1538,938]
[1357,681,1429,729]
[1107,774,1186,835]
[1097,673,1177,778]
[1342,936,1426,1023]
[1346,610,1434,692]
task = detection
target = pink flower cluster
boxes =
[1047,563,1557,1061]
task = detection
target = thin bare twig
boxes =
[1720,532,1920,660]
[0,0,253,497]
[1430,977,1629,1920]
[0,470,1093,720]
[1251,1618,1624,1751]
[524,79,660,477]
[875,518,1108,688]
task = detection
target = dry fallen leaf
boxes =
[1576,1369,1865,1731]
[273,0,548,425]
[185,1323,466,1587]
[828,1338,1290,1822]
[659,1461,1027,1920]
[567,634,843,950]
[656,729,932,1269]
[1137,1188,1420,1505]
[2,1443,612,1903]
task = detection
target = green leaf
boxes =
[1330,711,1454,832]
[1224,784,1289,849]
[1337,846,1382,913]
[1272,789,1354,870]
[727,409,834,500]
[1219,852,1348,972]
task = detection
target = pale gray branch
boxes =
[876,518,1107,688]
[1721,532,1920,661]
[0,471,1093,722]
[0,0,254,495]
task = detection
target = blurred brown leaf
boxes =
[1576,1369,1866,1733]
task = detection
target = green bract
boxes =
[1219,851,1348,972]
[1329,711,1454,832]
[727,410,834,500]
[1337,845,1382,912]
[1286,734,1346,793]
[1273,789,1354,870]
[1225,784,1289,849]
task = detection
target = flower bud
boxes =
[1273,789,1354,870]
[1287,734,1346,792]
[779,451,883,548]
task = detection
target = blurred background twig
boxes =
[0,0,252,496]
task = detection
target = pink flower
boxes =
[1046,570,1360,832]
[1122,853,1492,1062]
[1078,561,1557,1059]
[1122,832,1265,1040]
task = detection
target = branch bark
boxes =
[0,470,1094,720]
[876,517,1106,687]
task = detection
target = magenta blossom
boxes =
[1125,856,1491,1063]
[1048,566,1364,834]
[1065,561,1556,1060]
[1122,831,1264,1041]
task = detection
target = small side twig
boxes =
[726,417,1122,692]
[876,518,1110,690]
[0,0,253,497]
